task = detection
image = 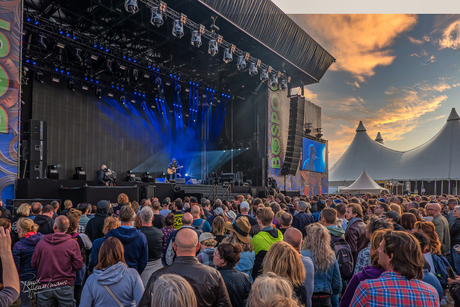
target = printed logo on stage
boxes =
[269,92,282,170]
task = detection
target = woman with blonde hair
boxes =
[301,223,341,307]
[263,241,307,305]
[12,218,43,307]
[11,203,30,245]
[89,216,121,271]
[246,272,300,307]
[151,274,197,307]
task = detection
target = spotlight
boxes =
[120,95,126,103]
[191,30,202,48]
[172,20,184,38]
[133,69,138,80]
[38,34,47,49]
[56,42,65,49]
[125,0,139,14]
[108,92,114,97]
[223,48,233,63]
[237,55,246,70]
[280,78,287,90]
[106,59,113,72]
[270,74,278,87]
[82,85,89,91]
[67,80,75,91]
[35,71,43,83]
[52,77,60,83]
[91,54,98,61]
[95,87,102,98]
[150,6,164,27]
[249,62,258,76]
[208,39,218,57]
[260,69,269,82]
[75,48,82,62]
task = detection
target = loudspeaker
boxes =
[29,140,47,161]
[175,178,186,184]
[155,178,166,183]
[29,119,47,141]
[282,96,305,176]
[27,160,45,179]
[145,186,155,198]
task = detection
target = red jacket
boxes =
[31,233,84,287]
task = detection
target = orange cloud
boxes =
[408,36,424,44]
[439,20,460,49]
[290,14,418,81]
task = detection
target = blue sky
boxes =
[281,14,460,167]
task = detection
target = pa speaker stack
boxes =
[281,96,305,176]
[21,120,47,179]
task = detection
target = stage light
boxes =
[120,95,126,103]
[223,48,233,63]
[67,80,75,91]
[150,6,164,27]
[108,92,114,97]
[119,64,126,70]
[249,62,258,76]
[280,78,287,90]
[260,69,269,82]
[52,77,60,83]
[208,39,218,57]
[125,0,139,14]
[144,72,150,78]
[35,72,43,83]
[38,34,47,49]
[75,48,82,62]
[237,55,246,70]
[95,87,102,98]
[106,59,112,72]
[82,85,89,91]
[91,54,98,61]
[133,69,139,80]
[270,74,278,87]
[56,42,65,49]
[172,20,184,38]
[191,30,202,48]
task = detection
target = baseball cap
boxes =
[378,198,386,203]
[214,207,224,216]
[224,210,237,221]
[96,200,110,210]
[334,199,342,204]
[383,210,400,223]
[240,201,249,210]
[199,232,215,243]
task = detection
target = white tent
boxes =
[339,170,388,194]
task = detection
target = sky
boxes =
[274,14,460,168]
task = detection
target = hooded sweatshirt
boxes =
[105,227,148,274]
[339,265,384,307]
[31,233,84,287]
[34,215,54,235]
[326,225,345,238]
[79,262,144,307]
[251,226,283,280]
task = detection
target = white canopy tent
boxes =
[339,170,388,194]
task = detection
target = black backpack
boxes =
[331,238,354,279]
[193,219,206,237]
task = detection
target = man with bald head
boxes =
[164,212,198,265]
[32,216,84,306]
[427,202,451,257]
[284,228,314,307]
[191,205,211,233]
[139,228,231,307]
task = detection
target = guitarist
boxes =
[168,158,179,180]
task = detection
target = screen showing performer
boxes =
[301,138,326,173]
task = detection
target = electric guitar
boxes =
[167,165,183,175]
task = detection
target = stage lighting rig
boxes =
[223,47,233,63]
[38,34,47,49]
[305,123,312,134]
[191,30,202,48]
[150,6,164,27]
[280,78,287,90]
[133,69,139,80]
[172,19,184,39]
[270,74,278,87]
[208,39,218,57]
[125,0,139,14]
[249,62,258,76]
[35,71,43,83]
[260,69,269,82]
[75,48,83,62]
[67,80,75,91]
[237,55,246,70]
[95,87,102,99]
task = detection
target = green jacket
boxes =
[252,227,283,255]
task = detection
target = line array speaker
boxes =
[282,96,305,176]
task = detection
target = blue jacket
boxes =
[422,268,443,301]
[13,233,44,281]
[80,261,144,307]
[106,227,148,274]
[301,249,342,295]
[235,250,255,282]
[292,212,314,237]
[89,237,106,272]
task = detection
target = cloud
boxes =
[290,14,418,81]
[438,20,460,49]
[408,36,424,44]
[346,80,360,88]
[427,55,436,63]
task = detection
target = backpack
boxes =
[331,238,354,279]
[193,219,206,237]
[432,253,450,289]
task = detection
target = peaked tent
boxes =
[340,170,388,194]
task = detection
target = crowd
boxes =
[1,192,460,306]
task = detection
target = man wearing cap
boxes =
[292,201,314,238]
[237,201,257,226]
[184,197,199,213]
[383,211,405,231]
[85,200,110,242]
[225,216,255,278]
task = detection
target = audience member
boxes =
[33,204,55,235]
[238,201,257,225]
[0,226,20,306]
[161,213,176,257]
[336,203,348,231]
[29,202,42,221]
[224,216,255,278]
[427,203,451,257]
[344,204,369,263]
[85,200,111,242]
[292,201,314,237]
[211,215,227,244]
[451,205,460,275]
[77,203,92,228]
[383,210,405,231]
[278,212,293,234]
[191,205,211,233]
[151,274,197,307]
[197,233,217,266]
[60,199,73,216]
[246,272,300,307]
[11,203,31,245]
[152,201,166,229]
[89,216,120,272]
[401,212,417,231]
[159,199,171,217]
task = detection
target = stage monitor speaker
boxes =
[281,190,301,197]
[186,179,198,185]
[282,96,305,176]
[175,178,186,184]
[155,178,166,183]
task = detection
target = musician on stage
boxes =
[97,164,117,186]
[167,158,180,180]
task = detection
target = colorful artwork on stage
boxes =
[267,89,328,195]
[0,1,22,201]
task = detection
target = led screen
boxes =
[301,138,326,173]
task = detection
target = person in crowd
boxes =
[345,203,369,263]
[77,203,92,228]
[50,200,60,218]
[413,221,442,275]
[11,203,31,245]
[301,223,341,307]
[0,200,11,220]
[139,228,232,307]
[263,241,308,305]
[448,198,458,228]
[60,199,73,216]
[80,237,144,306]
[138,206,164,286]
[354,217,393,274]
[164,213,195,265]
[336,203,348,231]
[340,229,386,307]
[278,212,293,234]
[283,228,315,307]
[106,205,148,275]
[211,215,227,244]
[292,201,314,238]
[114,193,130,213]
[29,202,42,221]
[159,199,171,217]
[238,201,257,226]
[197,233,217,266]
[382,210,405,231]
[85,200,111,242]
[252,207,283,280]
[0,226,20,306]
[151,201,165,229]
[427,202,451,257]
[320,207,345,243]
[390,204,402,216]
[450,205,460,275]
[409,208,424,222]
[13,218,43,307]
[191,205,211,233]
[172,199,185,229]
[401,212,417,231]
[214,242,252,307]
[150,274,197,307]
[89,216,120,272]
[373,202,390,217]
[31,204,54,236]
[223,216,256,278]
[224,210,237,223]
[31,216,84,306]
[349,230,439,306]
[161,213,176,257]
[246,272,301,307]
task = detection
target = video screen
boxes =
[301,138,326,173]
